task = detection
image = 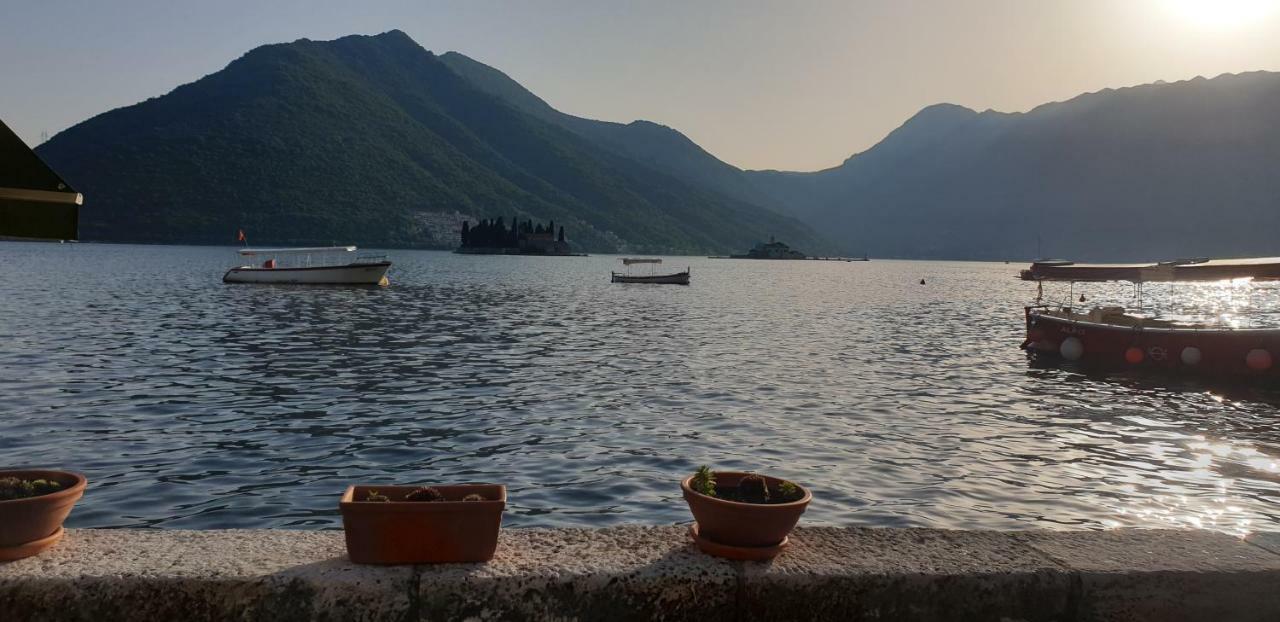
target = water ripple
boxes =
[2,242,1279,535]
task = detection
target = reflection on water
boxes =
[1,242,1278,534]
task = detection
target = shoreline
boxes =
[4,526,1280,620]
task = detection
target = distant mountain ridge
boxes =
[439,50,1280,261]
[35,30,1280,260]
[36,30,824,254]
[743,72,1280,260]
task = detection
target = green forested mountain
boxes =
[39,29,1276,260]
[36,30,824,254]
[441,49,1280,261]
[437,52,780,212]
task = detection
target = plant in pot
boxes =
[0,469,87,561]
[681,466,811,560]
[339,483,506,564]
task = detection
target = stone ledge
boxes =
[1,526,1278,621]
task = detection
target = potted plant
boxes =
[681,466,811,560]
[339,483,505,564]
[0,469,87,561]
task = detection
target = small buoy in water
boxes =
[919,278,926,285]
[1246,348,1272,371]
[1079,294,1086,303]
[1124,346,1144,365]
[1060,337,1084,361]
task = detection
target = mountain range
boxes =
[35,30,822,254]
[748,72,1280,261]
[35,30,1280,260]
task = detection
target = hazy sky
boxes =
[3,0,1280,171]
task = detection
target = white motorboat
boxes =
[223,246,391,285]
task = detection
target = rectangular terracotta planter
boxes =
[339,484,505,564]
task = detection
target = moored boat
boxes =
[611,258,690,285]
[1020,256,1280,379]
[223,246,391,285]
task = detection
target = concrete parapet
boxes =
[2,526,1279,621]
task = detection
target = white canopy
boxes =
[239,246,357,256]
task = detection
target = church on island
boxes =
[731,236,807,260]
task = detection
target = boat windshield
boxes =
[237,246,358,269]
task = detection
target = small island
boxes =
[456,218,583,256]
[731,236,807,259]
[717,236,868,261]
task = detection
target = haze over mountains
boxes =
[36,30,1280,260]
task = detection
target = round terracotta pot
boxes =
[0,470,87,560]
[681,471,811,548]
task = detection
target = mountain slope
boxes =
[437,52,781,212]
[36,31,824,253]
[746,72,1280,260]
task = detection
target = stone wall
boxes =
[3,526,1280,621]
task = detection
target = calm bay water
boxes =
[2,242,1279,534]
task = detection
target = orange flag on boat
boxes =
[237,229,245,242]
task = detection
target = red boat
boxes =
[1020,258,1280,380]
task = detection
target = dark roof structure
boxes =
[0,119,81,240]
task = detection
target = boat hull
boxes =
[611,271,690,285]
[1023,307,1280,379]
[223,262,391,285]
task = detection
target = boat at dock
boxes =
[1020,256,1280,379]
[223,246,391,285]
[611,258,690,285]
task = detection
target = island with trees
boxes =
[730,236,807,259]
[457,218,581,256]
[722,236,868,261]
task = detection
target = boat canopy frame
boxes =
[1021,257,1280,283]
[238,246,358,256]
[1023,256,1280,328]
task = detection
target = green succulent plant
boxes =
[738,473,770,503]
[404,486,446,502]
[691,465,717,497]
[365,490,390,502]
[777,481,800,501]
[0,477,63,501]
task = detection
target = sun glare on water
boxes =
[1165,0,1278,29]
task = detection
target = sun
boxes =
[1165,0,1278,29]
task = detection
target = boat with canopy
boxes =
[1020,256,1280,379]
[223,246,391,285]
[611,258,690,285]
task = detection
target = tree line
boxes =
[460,218,565,248]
